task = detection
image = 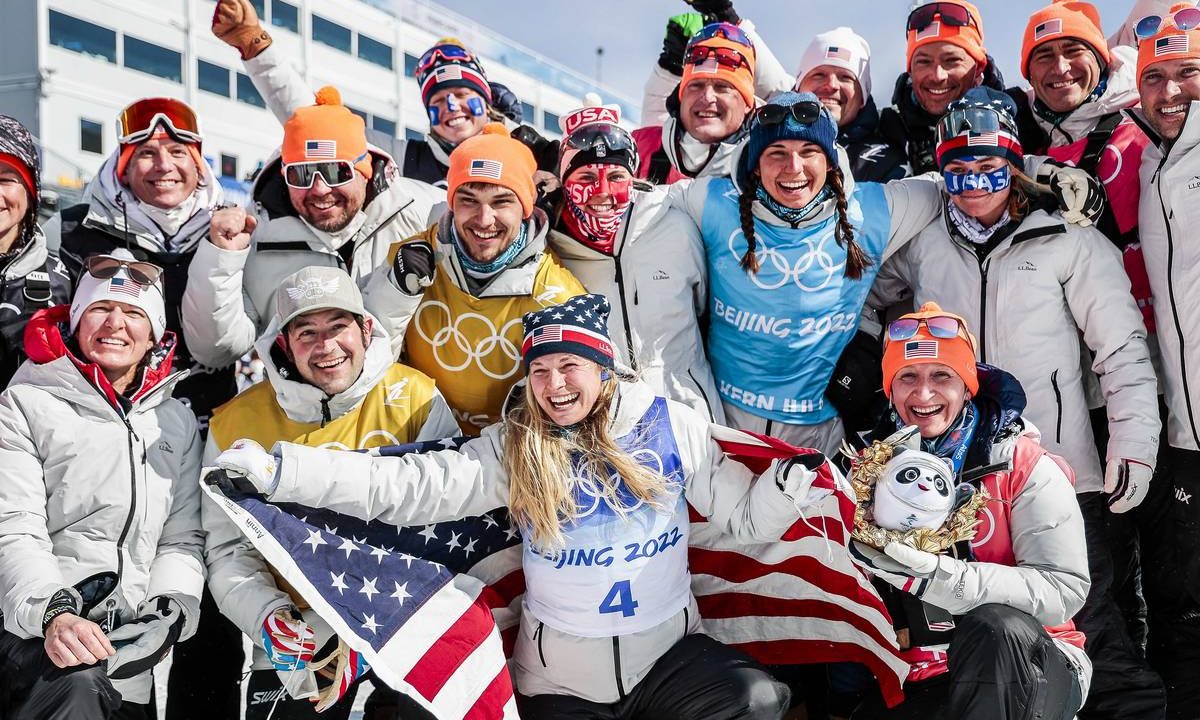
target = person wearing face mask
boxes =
[182,86,444,374]
[871,86,1163,720]
[544,104,721,421]
[0,250,203,719]
[202,267,457,720]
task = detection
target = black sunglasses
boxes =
[906,2,977,33]
[754,101,823,127]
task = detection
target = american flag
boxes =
[967,131,1000,146]
[825,46,852,61]
[1034,18,1062,41]
[1157,35,1190,56]
[469,159,503,180]
[530,325,563,346]
[108,276,141,298]
[305,140,337,159]
[904,340,940,359]
[914,21,941,41]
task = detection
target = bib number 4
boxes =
[598,580,639,618]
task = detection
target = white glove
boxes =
[207,439,280,495]
[105,597,184,680]
[1104,458,1153,513]
[775,451,834,510]
[1034,160,1104,227]
[883,541,939,575]
[850,540,970,615]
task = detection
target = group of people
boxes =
[2,0,1200,718]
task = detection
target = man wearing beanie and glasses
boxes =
[0,249,203,720]
[0,115,70,387]
[1129,3,1200,713]
[388,124,585,435]
[183,85,443,373]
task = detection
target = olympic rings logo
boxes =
[413,300,523,380]
[726,226,845,291]
[568,449,665,518]
[318,429,402,452]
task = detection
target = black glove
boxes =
[657,15,694,76]
[510,125,560,173]
[105,597,184,680]
[686,0,740,24]
[202,467,266,496]
[488,82,523,124]
[826,329,886,433]
[393,241,436,296]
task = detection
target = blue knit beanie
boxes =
[738,91,839,188]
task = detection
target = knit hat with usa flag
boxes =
[521,293,615,370]
[793,27,873,106]
[1137,2,1200,89]
[281,86,373,180]
[446,123,537,217]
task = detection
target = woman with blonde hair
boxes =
[208,293,838,720]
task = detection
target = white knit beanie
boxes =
[793,27,873,104]
[69,248,167,340]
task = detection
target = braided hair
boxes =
[738,173,761,273]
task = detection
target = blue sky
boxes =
[435,0,1143,120]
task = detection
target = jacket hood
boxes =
[251,143,402,221]
[728,137,858,229]
[254,311,393,425]
[19,304,183,413]
[1030,45,1140,148]
[81,151,222,254]
[1,224,49,280]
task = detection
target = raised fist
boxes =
[212,0,273,60]
[209,206,256,251]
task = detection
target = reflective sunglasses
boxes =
[117,97,202,145]
[283,160,357,190]
[1135,7,1200,40]
[684,44,752,70]
[563,122,637,156]
[415,43,476,77]
[754,100,823,127]
[906,2,977,33]
[687,22,754,52]
[85,255,164,286]
[887,315,966,342]
[935,105,1017,145]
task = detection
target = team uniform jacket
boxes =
[0,306,204,703]
[547,185,722,421]
[0,226,70,387]
[874,209,1159,493]
[203,317,458,667]
[1130,100,1200,452]
[667,146,944,428]
[261,378,820,703]
[181,147,444,370]
[393,212,586,434]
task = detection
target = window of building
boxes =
[220,154,238,178]
[542,111,561,134]
[403,52,420,77]
[311,15,351,53]
[197,59,230,97]
[270,0,299,33]
[80,118,103,154]
[236,73,266,108]
[347,106,369,124]
[357,34,393,69]
[405,127,424,141]
[519,101,535,126]
[123,35,182,82]
[48,10,116,63]
[372,116,397,137]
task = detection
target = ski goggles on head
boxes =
[936,106,1014,144]
[684,44,752,70]
[1135,7,1200,41]
[283,159,358,189]
[754,99,823,127]
[117,97,202,146]
[415,44,476,77]
[887,315,967,343]
[687,22,754,53]
[563,122,637,157]
[906,2,978,33]
[85,255,164,286]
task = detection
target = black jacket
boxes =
[841,97,909,183]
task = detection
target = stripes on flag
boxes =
[914,21,941,41]
[825,46,852,61]
[469,159,503,180]
[1034,18,1063,41]
[966,131,1000,146]
[305,140,337,159]
[905,340,940,359]
[108,276,142,298]
[1156,35,1190,56]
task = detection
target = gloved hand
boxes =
[261,607,316,672]
[658,12,705,75]
[1105,458,1153,513]
[310,639,371,712]
[392,240,436,296]
[686,0,741,24]
[1035,160,1106,227]
[204,439,279,496]
[775,451,834,510]
[212,0,273,60]
[105,597,184,680]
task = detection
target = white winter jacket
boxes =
[261,379,818,703]
[180,149,444,369]
[548,186,722,421]
[0,316,204,703]
[874,209,1159,491]
[1131,101,1200,451]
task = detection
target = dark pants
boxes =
[516,634,790,720]
[0,631,152,720]
[1074,492,1166,720]
[164,589,242,720]
[853,605,1083,720]
[244,671,436,720]
[1141,446,1200,719]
